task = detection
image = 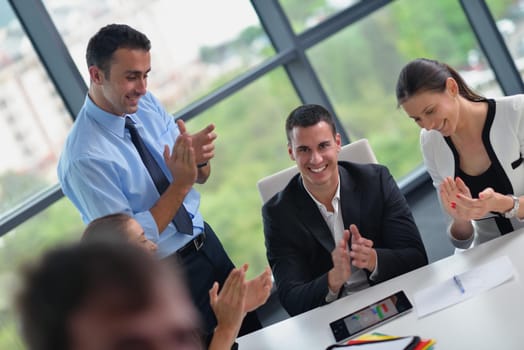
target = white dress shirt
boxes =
[303,180,378,302]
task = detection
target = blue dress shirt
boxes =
[57,92,204,258]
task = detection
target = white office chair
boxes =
[257,138,378,203]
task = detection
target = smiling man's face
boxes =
[288,121,341,195]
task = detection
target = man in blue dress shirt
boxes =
[57,23,270,341]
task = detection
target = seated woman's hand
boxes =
[440,176,474,220]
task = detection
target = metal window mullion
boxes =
[175,49,297,120]
[9,0,87,118]
[0,186,65,237]
[0,1,85,236]
[299,0,394,49]
[250,0,349,143]
[460,0,524,95]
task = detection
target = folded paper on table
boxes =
[413,255,514,317]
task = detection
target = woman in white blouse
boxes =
[395,58,524,249]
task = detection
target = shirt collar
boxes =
[84,94,138,138]
[303,178,341,214]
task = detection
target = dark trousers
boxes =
[167,222,262,338]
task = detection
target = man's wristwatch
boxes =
[503,195,520,219]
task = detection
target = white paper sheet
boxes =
[413,255,515,318]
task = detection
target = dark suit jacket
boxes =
[262,162,428,316]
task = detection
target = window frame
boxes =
[1,0,521,237]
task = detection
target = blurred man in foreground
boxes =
[16,241,250,350]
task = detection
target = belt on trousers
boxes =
[176,232,206,258]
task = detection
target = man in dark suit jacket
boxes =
[262,104,428,316]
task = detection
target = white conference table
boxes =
[238,228,524,349]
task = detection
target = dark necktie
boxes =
[125,117,193,235]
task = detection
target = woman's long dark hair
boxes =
[396,58,487,106]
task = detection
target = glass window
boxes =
[186,68,300,278]
[0,2,73,219]
[44,0,274,113]
[279,0,361,34]
[307,0,503,181]
[486,0,524,66]
[0,197,84,349]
